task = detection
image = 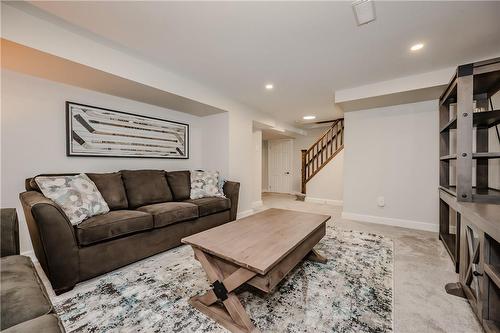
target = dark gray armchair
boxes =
[0,208,65,333]
[1,208,20,258]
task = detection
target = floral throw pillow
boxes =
[190,171,225,199]
[35,173,110,225]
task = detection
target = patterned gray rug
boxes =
[52,227,393,333]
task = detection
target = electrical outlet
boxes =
[377,196,385,207]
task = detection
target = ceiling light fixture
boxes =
[352,0,376,26]
[265,84,274,90]
[410,43,424,51]
[303,115,316,120]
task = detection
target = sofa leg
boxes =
[54,285,75,296]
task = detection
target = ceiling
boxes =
[17,1,500,124]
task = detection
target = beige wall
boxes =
[306,150,344,204]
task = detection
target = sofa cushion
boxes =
[137,202,198,228]
[166,171,191,201]
[3,314,65,333]
[185,197,231,217]
[190,170,225,199]
[35,174,110,225]
[76,210,153,246]
[0,256,52,330]
[87,172,128,210]
[121,170,173,208]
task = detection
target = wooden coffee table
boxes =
[181,208,331,333]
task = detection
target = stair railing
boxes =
[301,119,344,194]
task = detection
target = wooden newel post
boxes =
[301,149,307,194]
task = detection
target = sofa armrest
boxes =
[19,191,79,293]
[223,181,240,221]
[0,208,19,257]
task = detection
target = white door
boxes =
[268,139,293,193]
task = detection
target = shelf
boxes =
[473,188,500,204]
[440,152,500,160]
[485,264,500,289]
[440,117,457,132]
[440,77,457,105]
[473,70,500,97]
[440,185,457,197]
[440,233,456,261]
[440,61,500,105]
[474,109,500,128]
[440,154,456,161]
[439,186,500,204]
[440,109,500,132]
[474,152,500,159]
[484,320,500,333]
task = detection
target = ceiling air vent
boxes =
[352,0,376,26]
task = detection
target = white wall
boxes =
[306,150,344,204]
[343,100,439,232]
[227,111,266,214]
[262,141,269,191]
[200,112,229,177]
[1,69,208,253]
[252,130,262,207]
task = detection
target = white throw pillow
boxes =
[35,173,110,225]
[190,171,225,199]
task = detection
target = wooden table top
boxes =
[182,208,331,274]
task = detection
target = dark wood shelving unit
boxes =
[439,58,500,206]
[441,233,456,260]
[440,152,500,160]
[483,320,500,333]
[440,109,500,132]
[485,264,500,288]
[440,57,500,333]
[440,186,500,203]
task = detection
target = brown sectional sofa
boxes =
[19,170,240,295]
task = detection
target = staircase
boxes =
[301,119,344,194]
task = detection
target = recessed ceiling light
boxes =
[303,115,316,120]
[410,43,424,51]
[265,84,274,90]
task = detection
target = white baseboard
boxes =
[251,200,263,209]
[237,209,256,219]
[305,197,343,206]
[341,211,438,232]
[21,250,38,263]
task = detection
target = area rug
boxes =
[52,227,393,333]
